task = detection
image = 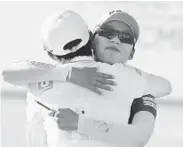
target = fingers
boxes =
[95,72,115,79]
[53,108,77,131]
[54,111,61,122]
[54,108,76,119]
[93,81,113,91]
[89,78,116,95]
[103,79,116,86]
[82,67,115,79]
[54,109,64,119]
[56,119,66,130]
[72,67,117,95]
[89,87,103,95]
[96,77,117,86]
[48,111,56,117]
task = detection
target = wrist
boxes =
[77,114,85,133]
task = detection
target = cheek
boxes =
[94,36,106,56]
[120,44,133,56]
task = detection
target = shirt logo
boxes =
[93,120,110,133]
[28,61,56,69]
[109,10,122,15]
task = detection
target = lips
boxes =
[106,46,120,52]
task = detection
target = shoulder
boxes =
[123,64,146,76]
[11,60,58,69]
[27,61,57,69]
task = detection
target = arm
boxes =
[2,60,115,94]
[128,94,157,146]
[2,60,70,86]
[143,73,172,98]
[77,95,156,147]
[127,66,172,99]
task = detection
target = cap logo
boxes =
[109,10,122,15]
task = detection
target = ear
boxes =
[128,47,135,60]
[91,41,98,61]
[92,39,95,49]
[91,32,100,61]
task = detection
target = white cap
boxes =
[40,10,90,56]
[94,10,140,42]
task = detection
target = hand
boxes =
[54,108,79,131]
[69,67,116,95]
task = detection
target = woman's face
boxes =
[93,21,135,64]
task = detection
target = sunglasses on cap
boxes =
[97,26,136,45]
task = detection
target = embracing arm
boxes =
[143,73,172,98]
[77,95,156,147]
[2,60,115,94]
[2,60,70,86]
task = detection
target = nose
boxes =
[109,35,121,44]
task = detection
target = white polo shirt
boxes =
[31,56,147,147]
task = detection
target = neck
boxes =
[70,56,94,63]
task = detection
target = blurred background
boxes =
[0,1,183,147]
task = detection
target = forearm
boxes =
[3,69,69,84]
[2,61,70,85]
[77,114,154,147]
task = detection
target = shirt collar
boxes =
[69,56,94,63]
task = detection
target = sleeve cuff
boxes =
[77,114,85,133]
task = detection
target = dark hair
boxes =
[47,31,93,63]
[128,44,135,60]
